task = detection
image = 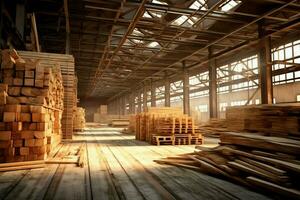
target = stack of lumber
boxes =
[127,115,136,134]
[198,118,228,137]
[136,107,203,145]
[111,118,129,127]
[155,132,300,199]
[0,49,64,163]
[93,105,108,123]
[226,104,300,139]
[18,51,75,139]
[73,107,86,131]
[155,104,300,199]
[97,105,107,114]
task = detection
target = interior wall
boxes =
[170,81,300,123]
[79,98,107,122]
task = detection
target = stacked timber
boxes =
[111,119,129,127]
[136,107,203,145]
[155,132,300,199]
[73,107,86,131]
[0,49,63,162]
[198,118,228,137]
[156,104,300,199]
[18,51,75,139]
[93,105,109,123]
[226,104,300,139]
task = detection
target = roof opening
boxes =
[220,0,241,12]
[189,0,207,11]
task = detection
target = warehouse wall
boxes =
[166,81,300,123]
[79,98,107,122]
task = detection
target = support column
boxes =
[125,95,129,115]
[129,93,135,114]
[16,3,25,39]
[208,48,218,118]
[137,92,142,113]
[121,96,126,115]
[150,79,156,107]
[164,74,171,107]
[182,61,190,115]
[143,85,148,112]
[259,24,273,104]
[118,97,122,115]
[64,0,70,54]
[0,1,3,48]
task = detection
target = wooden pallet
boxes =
[152,135,175,146]
[152,134,203,146]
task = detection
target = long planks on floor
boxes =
[0,127,272,200]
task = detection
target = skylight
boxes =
[151,11,163,18]
[143,11,152,18]
[142,10,163,18]
[131,39,144,44]
[148,41,160,48]
[152,0,168,5]
[132,28,143,36]
[189,0,207,11]
[221,0,241,12]
[172,15,196,26]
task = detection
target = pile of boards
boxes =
[93,105,109,123]
[18,51,75,139]
[198,118,228,137]
[226,104,300,139]
[136,107,203,145]
[111,118,129,127]
[155,104,300,199]
[73,107,85,131]
[0,49,64,163]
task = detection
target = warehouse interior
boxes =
[0,0,300,199]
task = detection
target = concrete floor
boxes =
[0,127,272,200]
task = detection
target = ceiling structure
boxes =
[26,0,300,100]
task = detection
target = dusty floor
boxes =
[0,127,272,200]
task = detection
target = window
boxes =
[231,100,247,106]
[219,102,228,112]
[170,95,183,103]
[156,86,165,99]
[297,95,300,102]
[217,55,258,93]
[272,39,300,84]
[196,105,208,112]
[170,80,183,95]
[255,99,260,105]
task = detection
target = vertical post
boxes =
[182,61,190,115]
[117,98,121,116]
[151,79,156,107]
[121,96,126,115]
[258,24,273,104]
[137,91,141,113]
[129,93,135,114]
[64,0,70,54]
[0,1,3,48]
[16,3,25,39]
[143,85,148,112]
[125,95,129,115]
[164,73,171,107]
[31,13,40,52]
[208,47,218,118]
